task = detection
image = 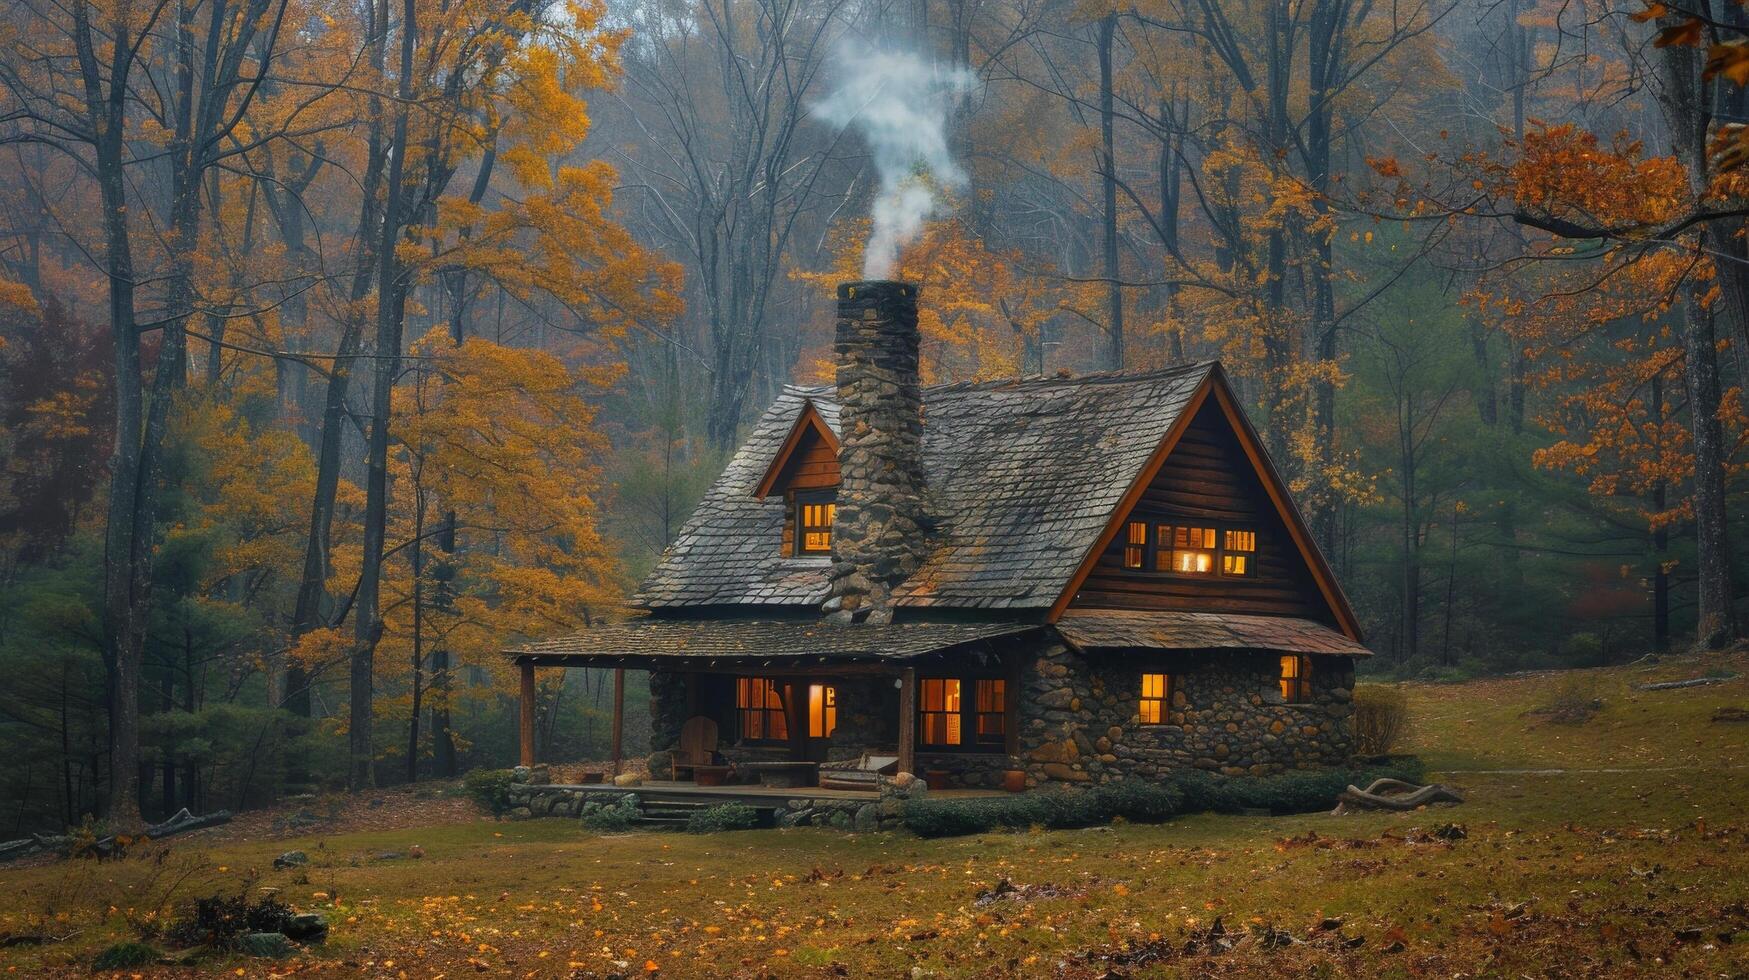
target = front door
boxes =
[801,682,838,762]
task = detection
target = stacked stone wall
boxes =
[823,280,928,624]
[1016,639,1356,785]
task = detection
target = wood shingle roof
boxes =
[633,363,1214,611]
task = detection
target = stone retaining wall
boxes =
[502,765,927,832]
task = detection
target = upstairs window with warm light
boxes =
[1160,524,1217,573]
[1123,521,1147,568]
[1117,519,1258,577]
[795,491,836,556]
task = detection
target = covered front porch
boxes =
[508,618,1041,791]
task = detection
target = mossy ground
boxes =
[4,649,1748,977]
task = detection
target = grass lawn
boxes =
[4,650,1749,977]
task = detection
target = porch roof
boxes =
[509,617,1041,668]
[1054,609,1371,656]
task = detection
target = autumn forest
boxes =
[0,0,1745,835]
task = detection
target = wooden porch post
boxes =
[610,667,625,776]
[518,660,537,768]
[897,668,916,776]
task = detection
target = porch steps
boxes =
[631,796,784,829]
[634,800,711,828]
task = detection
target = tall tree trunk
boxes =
[1098,11,1123,370]
[351,0,418,790]
[1654,16,1741,648]
[286,0,390,726]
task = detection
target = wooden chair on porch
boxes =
[671,716,721,781]
[817,752,900,792]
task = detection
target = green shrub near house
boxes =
[579,795,641,832]
[462,768,517,816]
[685,802,760,833]
[902,759,1427,838]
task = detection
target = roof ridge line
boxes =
[780,361,1218,400]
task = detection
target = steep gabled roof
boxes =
[633,364,1363,639]
[633,363,1214,610]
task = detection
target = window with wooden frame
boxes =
[794,491,836,556]
[1117,517,1259,578]
[974,680,1006,746]
[1223,529,1256,575]
[919,678,962,746]
[1159,524,1217,574]
[1139,672,1170,724]
[1278,655,1312,702]
[807,684,837,738]
[736,677,789,742]
[1123,521,1147,569]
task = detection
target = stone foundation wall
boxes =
[502,765,926,832]
[1019,640,1356,785]
[913,751,1017,789]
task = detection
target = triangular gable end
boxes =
[753,400,841,498]
[1046,367,1363,641]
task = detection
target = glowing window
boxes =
[736,677,789,741]
[796,492,835,554]
[1139,672,1169,724]
[1223,529,1256,575]
[1159,525,1217,574]
[920,678,962,746]
[1279,655,1311,702]
[1123,521,1146,568]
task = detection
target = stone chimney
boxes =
[823,280,928,625]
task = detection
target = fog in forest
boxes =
[0,0,1745,829]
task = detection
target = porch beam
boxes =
[518,660,537,768]
[897,667,916,777]
[610,667,625,776]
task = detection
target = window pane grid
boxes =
[920,679,962,746]
[1139,672,1168,724]
[737,677,789,741]
[1279,656,1311,702]
[797,497,835,554]
[974,679,1005,744]
[1124,521,1255,576]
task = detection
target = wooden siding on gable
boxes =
[1071,399,1331,623]
[780,429,840,491]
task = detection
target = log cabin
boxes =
[508,280,1370,798]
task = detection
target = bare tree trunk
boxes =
[352,0,418,790]
[1098,11,1122,370]
[1653,16,1741,648]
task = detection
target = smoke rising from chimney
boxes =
[814,47,976,279]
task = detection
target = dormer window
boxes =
[795,490,836,555]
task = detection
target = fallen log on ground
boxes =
[1330,778,1464,815]
[1637,676,1733,691]
[0,807,231,863]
